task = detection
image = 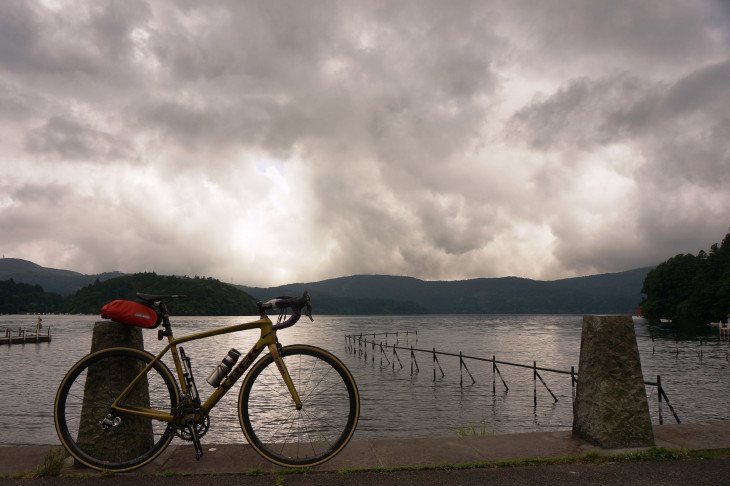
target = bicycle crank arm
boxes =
[186,418,204,461]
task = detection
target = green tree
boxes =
[61,273,259,316]
[0,279,64,314]
[641,229,730,323]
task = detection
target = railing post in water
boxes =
[651,332,655,355]
[534,363,558,403]
[656,375,681,424]
[433,348,444,381]
[433,348,437,381]
[392,346,402,371]
[459,351,475,387]
[571,366,576,404]
[379,342,390,367]
[492,356,508,393]
[533,361,537,407]
[657,375,663,425]
[410,346,419,376]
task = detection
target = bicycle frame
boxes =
[110,311,302,424]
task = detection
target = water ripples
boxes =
[1,314,727,445]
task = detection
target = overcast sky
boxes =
[1,0,729,287]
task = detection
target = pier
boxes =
[0,327,51,345]
[710,321,730,337]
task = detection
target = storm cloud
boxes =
[1,0,729,286]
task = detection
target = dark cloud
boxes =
[0,0,728,285]
[25,115,137,162]
[500,0,727,73]
[507,74,654,151]
[0,81,39,122]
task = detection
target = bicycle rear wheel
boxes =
[54,347,179,472]
[238,344,359,467]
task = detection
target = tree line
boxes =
[0,279,64,314]
[641,229,730,323]
[0,273,259,316]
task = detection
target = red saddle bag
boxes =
[101,300,161,328]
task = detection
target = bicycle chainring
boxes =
[175,414,210,441]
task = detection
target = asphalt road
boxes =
[3,458,729,485]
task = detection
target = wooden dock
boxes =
[0,327,51,345]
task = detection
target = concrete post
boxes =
[76,321,153,461]
[572,315,654,448]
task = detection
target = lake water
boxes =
[1,314,728,446]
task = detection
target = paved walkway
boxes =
[1,421,729,477]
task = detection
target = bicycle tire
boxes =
[238,344,359,467]
[54,347,179,472]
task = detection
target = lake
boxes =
[1,313,728,446]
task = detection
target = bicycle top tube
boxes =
[135,291,313,331]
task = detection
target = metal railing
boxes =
[345,331,680,424]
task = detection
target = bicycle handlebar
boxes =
[258,291,313,330]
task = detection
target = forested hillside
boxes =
[61,273,259,316]
[0,279,63,314]
[240,267,650,315]
[2,257,652,315]
[641,229,730,323]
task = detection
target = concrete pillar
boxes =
[76,321,153,461]
[572,315,654,448]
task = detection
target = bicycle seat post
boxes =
[157,302,174,341]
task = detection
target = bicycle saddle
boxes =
[137,292,187,302]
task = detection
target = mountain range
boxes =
[1,257,651,315]
[237,268,651,315]
[0,258,124,295]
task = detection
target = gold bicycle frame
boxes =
[109,313,303,423]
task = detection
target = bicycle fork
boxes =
[269,343,303,410]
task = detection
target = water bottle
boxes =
[206,348,241,387]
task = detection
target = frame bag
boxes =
[101,300,161,328]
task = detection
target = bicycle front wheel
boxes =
[238,344,359,467]
[54,347,179,472]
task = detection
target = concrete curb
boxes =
[2,421,728,477]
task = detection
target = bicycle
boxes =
[53,291,360,472]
